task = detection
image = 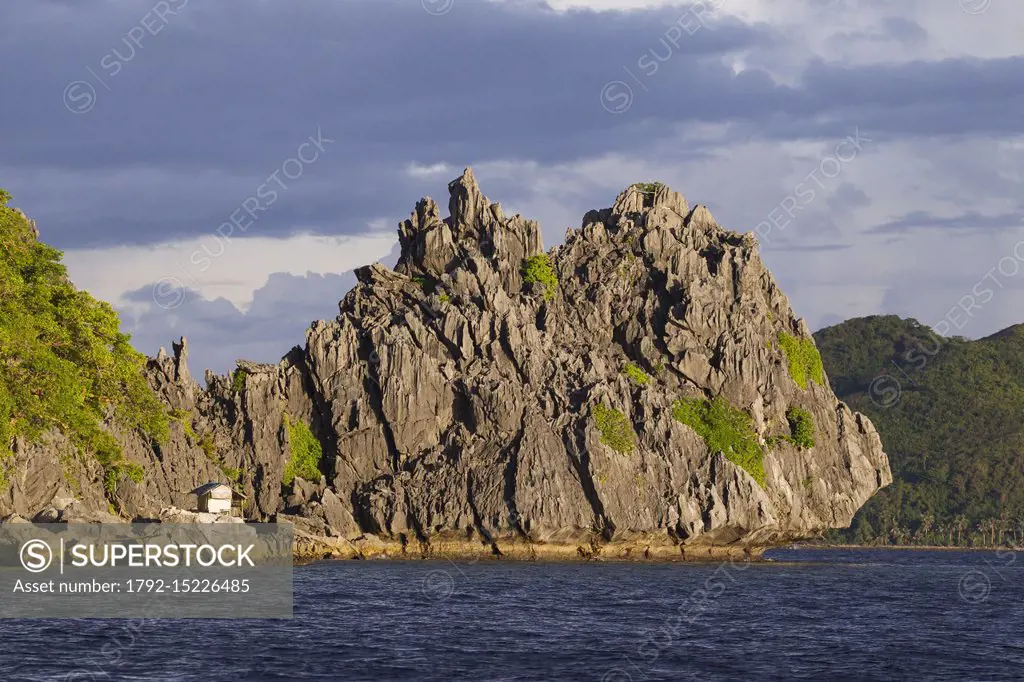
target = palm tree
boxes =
[985,518,999,547]
[953,515,968,545]
[997,510,1011,546]
[892,524,910,546]
[883,510,900,544]
[917,514,935,545]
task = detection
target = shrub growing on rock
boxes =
[412,274,437,294]
[623,362,650,386]
[786,407,816,449]
[673,396,766,487]
[522,254,558,301]
[283,414,323,485]
[593,403,636,455]
[778,332,825,390]
[103,462,145,496]
[633,182,664,194]
[231,367,248,394]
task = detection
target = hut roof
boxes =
[190,482,247,499]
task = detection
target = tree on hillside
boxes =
[0,189,167,492]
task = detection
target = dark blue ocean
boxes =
[3,548,1023,681]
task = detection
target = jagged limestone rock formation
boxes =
[1,170,890,560]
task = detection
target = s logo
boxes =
[20,539,53,573]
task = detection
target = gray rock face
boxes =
[0,433,106,518]
[0,171,890,558]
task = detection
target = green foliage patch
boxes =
[193,430,240,482]
[170,409,197,441]
[785,407,816,449]
[0,189,167,491]
[593,403,636,455]
[219,465,242,482]
[103,461,144,497]
[673,396,766,487]
[633,182,664,194]
[231,367,248,394]
[282,414,323,485]
[198,433,217,460]
[623,362,650,386]
[522,254,558,301]
[778,332,825,390]
[0,457,12,495]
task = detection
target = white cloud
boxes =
[63,231,397,315]
[531,0,1023,70]
[406,162,455,178]
[467,125,1024,338]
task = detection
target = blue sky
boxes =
[3,0,1023,374]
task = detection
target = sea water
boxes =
[2,548,1021,680]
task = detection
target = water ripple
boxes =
[2,549,1024,680]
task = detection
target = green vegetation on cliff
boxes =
[785,407,816,450]
[673,396,765,487]
[522,254,558,301]
[0,190,167,490]
[104,462,145,496]
[778,332,826,390]
[622,362,650,386]
[593,403,636,455]
[633,182,664,195]
[816,315,1024,546]
[283,414,323,485]
[231,367,248,394]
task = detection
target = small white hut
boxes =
[191,482,245,514]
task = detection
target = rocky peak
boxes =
[3,171,890,562]
[447,166,491,240]
[149,337,195,410]
[305,171,887,556]
[395,167,543,299]
[610,182,690,220]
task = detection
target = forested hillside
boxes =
[0,190,167,494]
[816,315,1024,546]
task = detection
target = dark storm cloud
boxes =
[122,270,358,376]
[3,0,1023,250]
[826,183,871,213]
[0,0,766,248]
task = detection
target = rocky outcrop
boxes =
[0,432,108,520]
[0,170,890,560]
